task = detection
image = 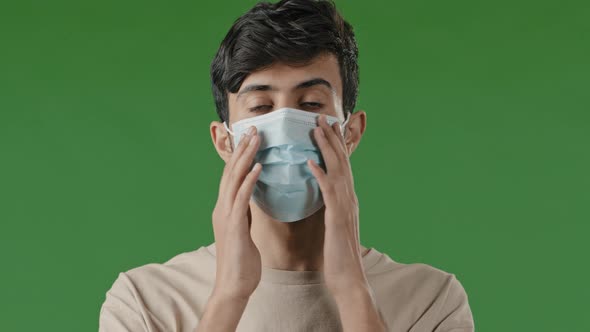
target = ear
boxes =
[344,110,366,156]
[210,120,234,163]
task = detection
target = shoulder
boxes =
[126,245,215,281]
[365,248,463,291]
[364,247,474,330]
[365,247,467,289]
[101,244,216,309]
[99,244,217,331]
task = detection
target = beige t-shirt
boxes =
[99,242,474,332]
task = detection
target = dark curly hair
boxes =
[210,0,359,123]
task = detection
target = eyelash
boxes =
[249,105,272,112]
[248,102,324,112]
[301,102,323,109]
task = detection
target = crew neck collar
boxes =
[204,242,383,285]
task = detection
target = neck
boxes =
[249,203,368,272]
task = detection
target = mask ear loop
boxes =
[340,111,351,138]
[222,121,238,152]
[223,121,235,136]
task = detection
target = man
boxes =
[99,1,475,331]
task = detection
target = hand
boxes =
[307,114,369,296]
[211,125,263,301]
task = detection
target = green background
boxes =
[1,0,588,331]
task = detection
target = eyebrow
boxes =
[236,78,334,100]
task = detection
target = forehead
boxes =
[233,53,342,98]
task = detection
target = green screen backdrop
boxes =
[1,0,588,331]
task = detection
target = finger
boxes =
[313,120,339,174]
[332,121,353,168]
[307,159,328,189]
[220,128,252,188]
[318,114,347,163]
[232,162,262,224]
[218,128,254,207]
[227,127,261,206]
[332,120,348,153]
[225,126,255,174]
[308,158,338,207]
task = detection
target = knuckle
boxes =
[238,134,250,149]
[236,139,246,151]
[232,162,246,179]
[212,207,230,222]
[231,163,245,178]
[236,188,249,202]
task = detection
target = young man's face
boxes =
[211,52,365,162]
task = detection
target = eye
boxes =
[248,105,273,112]
[300,102,324,110]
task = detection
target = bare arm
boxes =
[332,282,387,332]
[195,290,249,332]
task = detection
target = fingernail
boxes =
[247,126,255,135]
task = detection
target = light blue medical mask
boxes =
[224,108,350,222]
